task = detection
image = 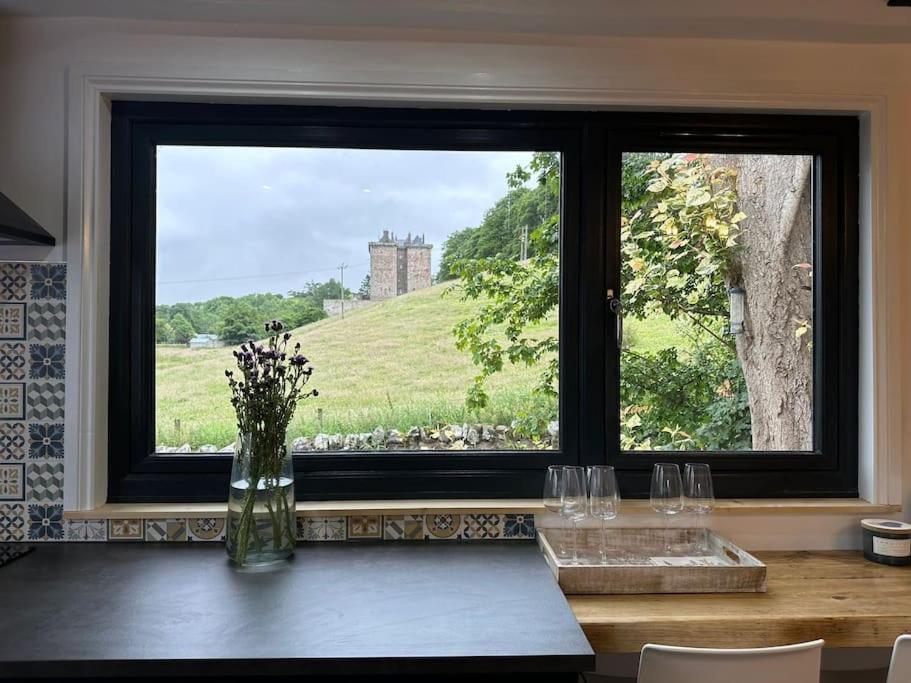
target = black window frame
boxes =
[108,101,858,502]
[602,114,859,498]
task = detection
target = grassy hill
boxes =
[156,281,681,448]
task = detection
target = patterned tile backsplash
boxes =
[1,263,68,542]
[0,262,537,544]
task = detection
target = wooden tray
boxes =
[537,527,767,594]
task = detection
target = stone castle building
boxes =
[368,230,433,300]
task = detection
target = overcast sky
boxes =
[155,146,534,304]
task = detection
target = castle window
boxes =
[108,103,857,501]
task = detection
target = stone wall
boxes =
[405,245,432,293]
[368,242,397,300]
[322,298,374,317]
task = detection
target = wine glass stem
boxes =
[572,518,578,565]
[664,513,670,554]
[698,513,705,554]
[560,515,568,558]
[600,517,606,564]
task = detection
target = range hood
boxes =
[0,191,55,246]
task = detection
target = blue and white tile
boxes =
[0,264,28,301]
[26,382,65,421]
[29,264,66,301]
[25,461,64,502]
[27,301,65,341]
[66,519,107,542]
[0,422,27,460]
[27,423,63,459]
[0,463,24,501]
[0,343,26,381]
[27,503,64,541]
[0,503,25,541]
[503,513,536,539]
[28,344,65,381]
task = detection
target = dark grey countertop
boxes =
[0,541,593,679]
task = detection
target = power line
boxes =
[157,261,368,286]
[338,262,348,319]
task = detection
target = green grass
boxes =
[156,282,684,447]
[624,314,685,354]
[156,282,557,447]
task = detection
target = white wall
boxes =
[0,16,908,546]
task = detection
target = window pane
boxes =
[620,152,813,452]
[155,147,560,454]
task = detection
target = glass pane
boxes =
[155,147,560,454]
[620,152,813,452]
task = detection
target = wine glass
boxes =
[562,466,588,565]
[543,465,568,559]
[650,463,683,554]
[684,463,715,554]
[589,465,620,564]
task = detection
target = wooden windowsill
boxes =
[63,498,899,520]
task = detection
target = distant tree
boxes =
[217,302,260,345]
[155,317,175,344]
[358,274,371,300]
[170,313,195,345]
[288,278,351,307]
[438,152,560,281]
[281,298,326,329]
[450,152,560,414]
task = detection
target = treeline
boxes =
[437,152,560,281]
[156,279,351,345]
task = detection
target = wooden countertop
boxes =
[570,551,911,653]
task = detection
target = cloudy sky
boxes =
[155,146,535,304]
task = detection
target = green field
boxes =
[156,282,683,447]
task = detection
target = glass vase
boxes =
[226,433,296,567]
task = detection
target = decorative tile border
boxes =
[347,514,382,539]
[145,518,188,542]
[187,517,225,542]
[66,519,107,542]
[3,512,537,544]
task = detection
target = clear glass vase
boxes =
[226,433,296,567]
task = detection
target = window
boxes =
[154,146,561,455]
[604,116,858,497]
[109,104,857,501]
[620,152,815,454]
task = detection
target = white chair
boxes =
[637,639,824,683]
[887,634,911,683]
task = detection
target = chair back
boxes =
[637,639,824,683]
[887,634,911,683]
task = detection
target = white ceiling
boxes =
[1,0,910,43]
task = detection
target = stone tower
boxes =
[368,230,432,300]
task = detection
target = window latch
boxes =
[607,289,623,350]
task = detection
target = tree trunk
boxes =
[711,154,814,451]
